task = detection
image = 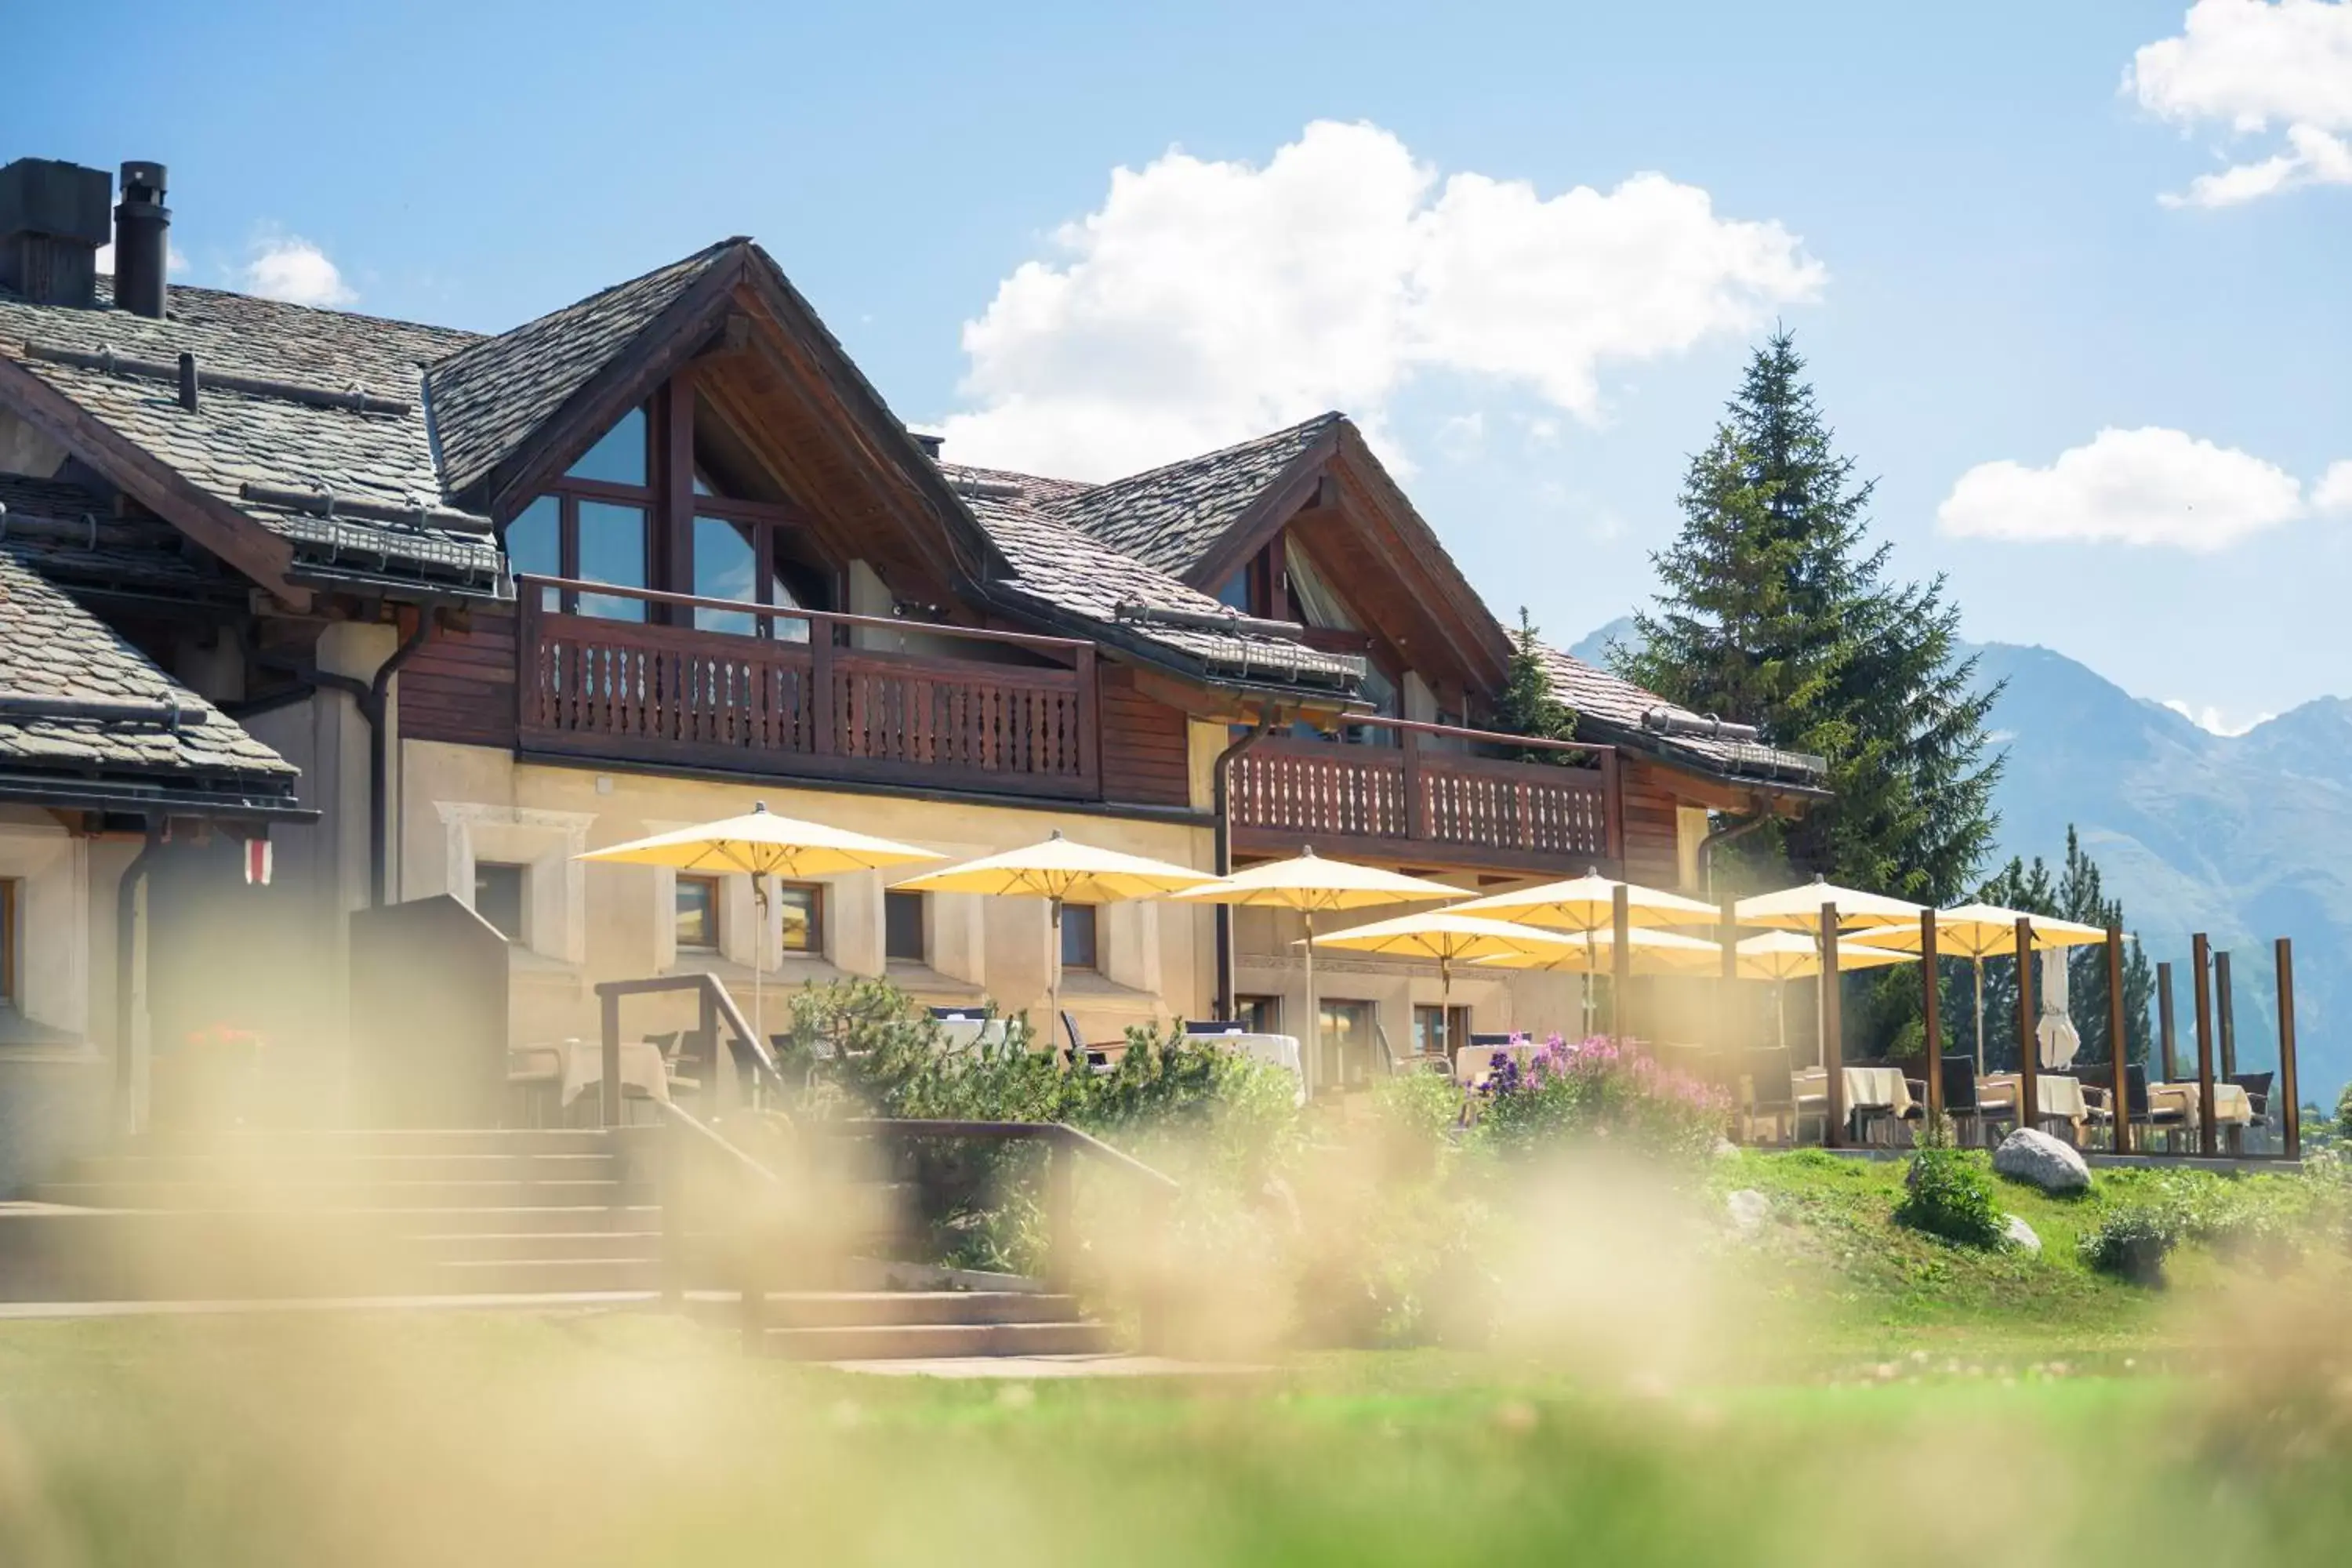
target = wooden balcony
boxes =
[515,576,1100,800]
[1230,724,1621,877]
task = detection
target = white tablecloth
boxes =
[1792,1066,1915,1116]
[554,1038,672,1107]
[935,1017,1011,1052]
[1195,1031,1305,1104]
[2149,1080,2255,1127]
[1980,1073,2088,1128]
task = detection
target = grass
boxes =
[0,1149,2343,1566]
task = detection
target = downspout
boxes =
[365,615,436,907]
[1210,706,1277,1018]
[112,813,168,1136]
[1698,800,1774,898]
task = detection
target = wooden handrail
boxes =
[655,1099,788,1190]
[594,972,789,1123]
[832,1116,1183,1194]
[517,573,1091,659]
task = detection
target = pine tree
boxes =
[1494,608,1577,764]
[1624,328,2002,906]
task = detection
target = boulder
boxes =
[1711,1138,1742,1162]
[1725,1189,1770,1236]
[2004,1215,2042,1254]
[1991,1128,2091,1194]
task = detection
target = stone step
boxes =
[60,1152,627,1187]
[408,1230,666,1263]
[760,1319,1119,1361]
[118,1129,629,1158]
[426,1257,666,1294]
[686,1290,1083,1330]
[31,1178,644,1212]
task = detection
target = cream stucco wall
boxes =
[398,740,1219,1048]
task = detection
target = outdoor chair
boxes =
[1061,1011,1116,1074]
[929,1005,994,1023]
[2227,1070,2274,1155]
[1183,1019,1247,1036]
[2125,1064,2187,1154]
[1939,1056,2015,1149]
[1740,1047,1825,1145]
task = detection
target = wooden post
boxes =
[1599,748,1623,864]
[2276,938,2301,1162]
[2015,917,2038,1138]
[600,986,623,1130]
[2214,950,2238,1078]
[2192,933,2218,1157]
[1044,1135,1076,1295]
[1403,728,1429,843]
[1611,884,1633,1051]
[2106,925,2131,1156]
[1719,891,1740,1068]
[1074,644,1102,798]
[1920,909,1943,1130]
[810,622,837,756]
[1820,901,1844,1148]
[2157,962,2179,1083]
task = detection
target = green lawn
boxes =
[0,1149,2343,1566]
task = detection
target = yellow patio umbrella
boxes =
[1733,931,1922,1052]
[1473,924,1726,975]
[1313,912,1581,1060]
[1843,904,2113,1072]
[894,829,1222,1055]
[1454,869,1723,1031]
[1734,876,1927,932]
[577,800,942,1067]
[1170,848,1462,1076]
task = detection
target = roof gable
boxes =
[1051,414,1340,576]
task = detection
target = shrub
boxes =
[1472,1035,1728,1167]
[1894,1146,2008,1247]
[2078,1201,2184,1285]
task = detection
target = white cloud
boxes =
[1936,427,2312,551]
[2316,459,2352,511]
[938,120,1824,479]
[241,233,355,307]
[93,241,193,278]
[2129,0,2352,206]
[2164,698,2274,735]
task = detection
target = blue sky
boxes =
[13,0,2350,730]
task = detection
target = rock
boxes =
[1711,1138,1741,1162]
[2004,1215,2042,1254]
[1725,1189,1770,1236]
[1991,1128,2092,1194]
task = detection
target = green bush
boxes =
[2078,1200,2184,1284]
[1893,1146,2008,1247]
[2336,1081,2352,1145]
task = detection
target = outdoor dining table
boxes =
[2147,1080,2255,1127]
[555,1037,673,1108]
[1979,1073,2088,1134]
[935,1016,1011,1052]
[1210,1032,1305,1105]
[1792,1065,1916,1120]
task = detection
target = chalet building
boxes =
[0,155,1827,1138]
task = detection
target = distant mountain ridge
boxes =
[1571,618,2350,1102]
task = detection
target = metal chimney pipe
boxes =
[114,162,170,318]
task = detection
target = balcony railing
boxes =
[515,576,1099,800]
[1231,721,1619,874]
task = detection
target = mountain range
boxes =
[1570,619,2352,1105]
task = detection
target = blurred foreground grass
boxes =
[1,1298,2347,1568]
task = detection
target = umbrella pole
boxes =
[1050,897,1065,1071]
[1973,957,1985,1076]
[1583,931,1597,1036]
[1302,908,1318,1098]
[750,873,768,1109]
[1777,983,1785,1053]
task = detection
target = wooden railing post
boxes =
[1044,1134,1076,1295]
[1599,748,1623,865]
[599,986,623,1130]
[2276,938,2300,1162]
[2192,933,2218,1157]
[1075,644,1102,797]
[1402,728,1428,842]
[2015,917,2038,1141]
[810,622,837,757]
[2107,925,2131,1156]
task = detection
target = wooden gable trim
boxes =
[1326,423,1513,687]
[470,245,753,523]
[1180,425,1345,595]
[0,352,303,603]
[731,252,1007,590]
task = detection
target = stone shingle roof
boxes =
[0,551,294,787]
[0,278,501,593]
[426,242,735,502]
[1048,413,1339,575]
[0,473,239,601]
[1537,644,1828,787]
[942,464,1362,694]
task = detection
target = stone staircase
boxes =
[3,1127,1120,1362]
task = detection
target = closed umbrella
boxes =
[894,829,1221,1057]
[1845,905,2110,1073]
[577,802,942,1083]
[1170,848,1461,1089]
[2037,946,2082,1071]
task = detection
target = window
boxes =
[691,513,813,641]
[0,878,18,1007]
[884,890,927,964]
[1316,999,1378,1094]
[1234,994,1280,1035]
[674,876,719,953]
[566,405,648,486]
[503,487,648,621]
[474,862,527,943]
[1414,1004,1472,1062]
[775,881,823,955]
[1059,903,1098,971]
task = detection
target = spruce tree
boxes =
[1624,328,2001,905]
[1494,608,1578,764]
